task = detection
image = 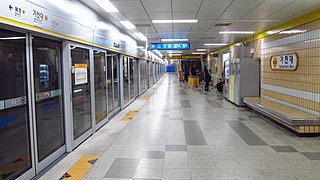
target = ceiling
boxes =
[83,0,320,55]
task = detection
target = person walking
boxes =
[204,66,211,92]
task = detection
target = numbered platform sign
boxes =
[270,53,299,71]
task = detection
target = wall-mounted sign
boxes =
[270,53,299,71]
[74,64,88,85]
[150,42,190,50]
[165,55,203,59]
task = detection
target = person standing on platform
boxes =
[204,66,211,92]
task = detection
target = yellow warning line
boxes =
[121,110,138,121]
[142,96,150,100]
[60,155,99,180]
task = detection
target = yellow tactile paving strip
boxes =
[121,110,138,121]
[142,96,150,100]
[60,155,99,180]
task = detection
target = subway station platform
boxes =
[40,74,320,180]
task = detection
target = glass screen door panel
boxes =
[32,37,65,162]
[0,29,32,179]
[70,47,91,139]
[123,57,129,104]
[112,54,120,110]
[129,58,135,99]
[94,51,107,123]
[107,52,113,114]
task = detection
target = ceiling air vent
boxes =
[135,24,152,28]
[214,23,231,27]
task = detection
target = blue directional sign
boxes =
[149,42,190,50]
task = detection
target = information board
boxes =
[74,64,88,85]
[270,53,299,71]
[150,42,190,50]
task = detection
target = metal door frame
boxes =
[28,32,66,173]
[92,48,109,131]
[112,52,121,114]
[62,41,93,152]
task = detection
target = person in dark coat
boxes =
[204,66,211,92]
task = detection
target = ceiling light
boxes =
[93,0,119,12]
[171,54,181,56]
[134,32,147,41]
[235,43,241,46]
[0,37,25,40]
[161,39,188,42]
[152,20,198,24]
[210,53,214,55]
[196,49,206,51]
[279,30,307,34]
[204,43,227,46]
[219,31,255,34]
[120,21,136,29]
[266,30,280,35]
[192,52,205,55]
[136,46,145,49]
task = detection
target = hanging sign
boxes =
[270,53,299,71]
[150,42,190,50]
[74,64,88,85]
[165,55,203,59]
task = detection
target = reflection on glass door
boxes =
[94,50,107,124]
[129,58,135,99]
[0,29,32,179]
[32,37,65,162]
[123,56,130,104]
[107,52,113,114]
[70,47,91,139]
[112,53,120,111]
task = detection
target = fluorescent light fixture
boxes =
[0,37,25,40]
[204,43,227,46]
[152,20,198,24]
[94,22,111,30]
[210,53,214,55]
[235,43,241,46]
[266,30,280,35]
[161,39,188,42]
[171,54,181,56]
[196,49,206,51]
[192,52,205,55]
[279,30,306,34]
[134,32,147,41]
[219,31,255,34]
[136,46,145,49]
[120,21,136,29]
[93,0,119,12]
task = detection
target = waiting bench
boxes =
[243,97,320,136]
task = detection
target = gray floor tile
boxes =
[142,151,165,159]
[134,167,163,179]
[180,100,191,108]
[271,146,298,152]
[105,167,136,178]
[111,158,140,168]
[184,121,207,145]
[207,100,223,108]
[301,152,320,160]
[165,145,187,151]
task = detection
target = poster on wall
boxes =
[74,64,88,85]
[270,53,299,71]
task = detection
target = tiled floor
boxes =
[40,74,320,180]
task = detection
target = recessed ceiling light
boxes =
[235,43,241,46]
[192,52,205,55]
[279,30,307,34]
[93,0,119,12]
[161,39,188,42]
[196,49,206,51]
[204,43,227,46]
[136,46,145,49]
[219,31,255,34]
[134,32,147,41]
[153,20,198,24]
[171,54,181,56]
[120,21,136,29]
[0,37,26,40]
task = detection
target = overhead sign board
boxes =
[165,55,203,59]
[270,53,299,71]
[150,42,190,50]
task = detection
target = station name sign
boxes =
[165,55,203,59]
[270,52,299,71]
[150,42,190,50]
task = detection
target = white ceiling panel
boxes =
[191,20,213,32]
[173,11,197,19]
[173,32,189,39]
[173,27,190,32]
[172,0,202,11]
[111,1,145,12]
[173,24,193,28]
[227,0,265,11]
[253,0,295,11]
[109,12,128,21]
[219,11,248,20]
[122,11,150,21]
[188,32,205,39]
[208,25,231,32]
[242,11,276,20]
[197,11,223,20]
[141,0,171,12]
[148,12,172,20]
[200,0,233,11]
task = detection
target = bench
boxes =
[243,97,320,136]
